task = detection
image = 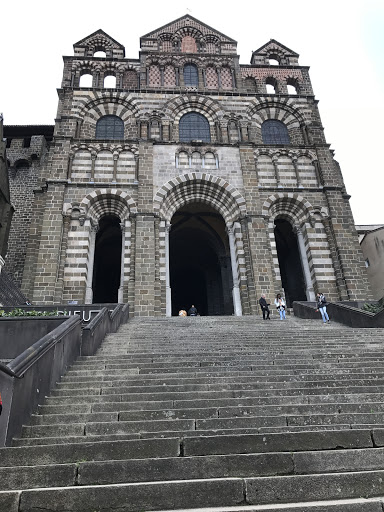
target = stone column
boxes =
[67,153,74,180]
[292,156,302,187]
[118,219,130,303]
[226,224,242,316]
[85,222,98,304]
[90,152,97,182]
[272,155,281,187]
[313,159,323,187]
[113,153,118,182]
[293,224,315,301]
[165,222,172,317]
[134,155,139,181]
[53,213,71,303]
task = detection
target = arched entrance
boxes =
[169,203,233,316]
[92,215,122,303]
[274,218,307,307]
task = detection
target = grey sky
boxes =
[1,0,383,224]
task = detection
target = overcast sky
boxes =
[1,0,383,225]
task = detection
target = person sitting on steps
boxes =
[188,305,198,316]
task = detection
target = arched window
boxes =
[95,115,124,140]
[262,120,290,145]
[79,73,93,88]
[94,51,106,58]
[179,112,211,143]
[104,75,116,88]
[184,64,199,86]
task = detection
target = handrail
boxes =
[293,300,384,328]
[86,307,108,332]
[0,361,19,378]
[2,315,80,378]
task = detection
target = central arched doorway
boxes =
[169,203,233,316]
[92,215,122,303]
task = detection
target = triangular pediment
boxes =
[74,29,125,50]
[141,15,237,44]
[253,39,299,57]
[73,29,125,58]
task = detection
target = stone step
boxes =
[43,385,384,405]
[22,412,384,438]
[0,437,179,467]
[3,471,384,511]
[30,403,384,426]
[57,370,384,388]
[4,447,384,493]
[12,424,372,447]
[37,394,384,415]
[48,379,384,398]
[136,501,384,512]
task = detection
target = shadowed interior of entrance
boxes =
[92,215,122,303]
[274,218,307,307]
[170,203,233,316]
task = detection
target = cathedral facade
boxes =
[3,16,371,315]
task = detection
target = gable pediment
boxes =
[251,39,299,65]
[74,30,125,58]
[140,15,237,53]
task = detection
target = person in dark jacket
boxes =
[316,292,330,323]
[188,305,198,316]
[259,294,270,320]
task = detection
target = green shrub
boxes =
[363,298,384,314]
[0,309,68,317]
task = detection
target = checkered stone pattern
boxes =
[220,68,233,89]
[163,66,176,87]
[116,151,136,182]
[205,67,218,89]
[161,40,173,52]
[206,43,219,54]
[71,150,92,182]
[181,36,197,53]
[123,70,138,89]
[148,65,161,87]
[94,151,114,182]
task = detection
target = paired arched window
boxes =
[95,115,124,140]
[179,113,211,143]
[262,120,290,145]
[184,64,199,86]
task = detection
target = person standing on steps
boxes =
[274,293,286,320]
[259,294,271,320]
[316,292,330,324]
[188,305,198,316]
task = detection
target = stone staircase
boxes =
[2,315,384,511]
